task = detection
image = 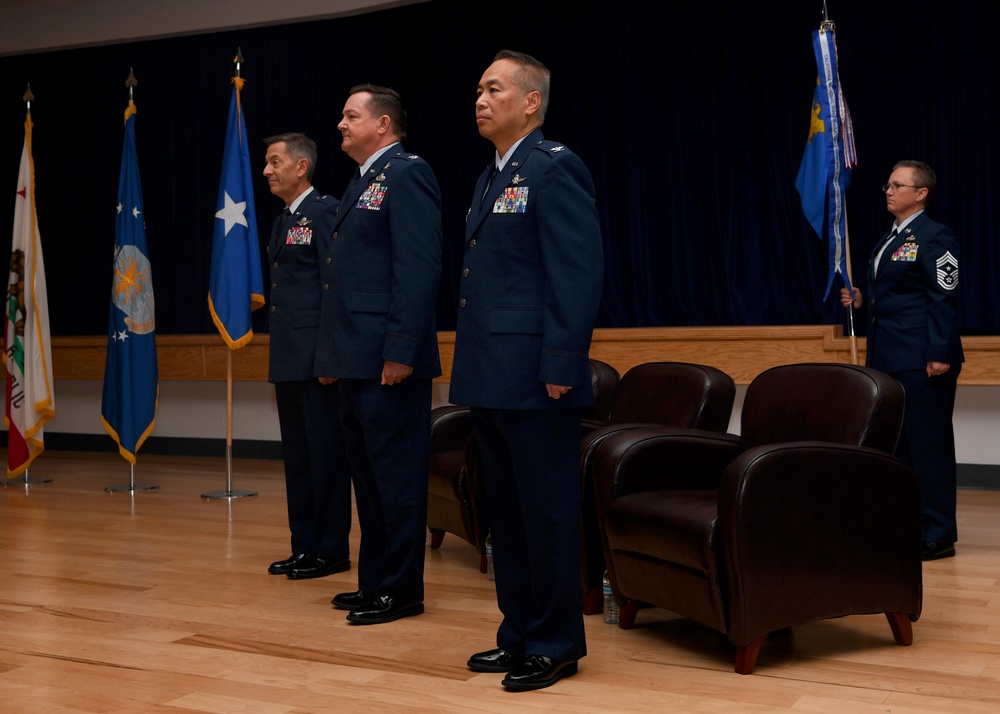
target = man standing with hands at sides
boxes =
[318,84,442,625]
[263,133,353,580]
[450,50,604,690]
[841,160,963,561]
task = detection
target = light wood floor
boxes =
[3,451,1000,713]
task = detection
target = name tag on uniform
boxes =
[493,186,529,213]
[891,242,918,262]
[286,226,312,245]
[356,183,387,211]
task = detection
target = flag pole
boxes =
[202,48,256,502]
[202,292,255,500]
[105,69,159,493]
[820,4,861,367]
[5,85,52,488]
[843,214,860,365]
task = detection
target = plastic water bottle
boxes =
[603,570,620,624]
[485,532,495,581]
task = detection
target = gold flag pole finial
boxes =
[23,84,34,114]
[231,48,245,133]
[126,67,138,98]
[125,68,138,122]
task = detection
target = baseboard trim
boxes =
[957,463,1000,491]
[4,432,999,489]
[36,433,283,461]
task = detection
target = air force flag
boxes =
[101,101,158,462]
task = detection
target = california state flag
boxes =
[4,115,55,478]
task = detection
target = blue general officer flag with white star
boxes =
[208,76,264,348]
[101,101,158,463]
[795,25,857,300]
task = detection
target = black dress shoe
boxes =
[285,556,351,580]
[346,595,424,625]
[922,541,956,561]
[331,590,372,610]
[268,553,311,575]
[467,647,519,673]
[502,654,578,691]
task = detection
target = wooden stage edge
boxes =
[53,325,1000,386]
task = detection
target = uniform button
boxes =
[462,268,470,278]
[332,231,339,240]
[271,305,276,313]
[271,282,277,289]
[325,257,332,265]
[323,283,330,291]
[459,298,467,308]
[468,238,476,248]
[272,261,279,268]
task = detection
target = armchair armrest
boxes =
[592,426,742,500]
[582,421,681,483]
[430,405,473,452]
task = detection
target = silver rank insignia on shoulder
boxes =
[408,155,419,160]
[936,251,959,291]
[511,174,526,185]
[551,146,566,152]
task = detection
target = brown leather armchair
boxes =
[579,362,736,614]
[592,363,919,673]
[426,405,487,570]
[427,359,620,572]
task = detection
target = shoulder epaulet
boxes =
[387,151,421,162]
[531,139,571,157]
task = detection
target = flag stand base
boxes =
[203,438,257,500]
[105,483,159,493]
[201,489,257,500]
[4,474,53,487]
[105,463,157,493]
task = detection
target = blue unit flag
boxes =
[795,26,857,299]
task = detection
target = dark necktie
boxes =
[342,168,362,203]
[273,207,292,247]
[874,228,898,273]
[480,165,498,209]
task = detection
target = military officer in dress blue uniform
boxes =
[842,160,963,561]
[318,85,442,625]
[263,133,353,580]
[451,50,604,690]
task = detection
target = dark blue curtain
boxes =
[1,0,996,336]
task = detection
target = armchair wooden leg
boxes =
[734,635,764,675]
[618,598,639,629]
[582,586,603,615]
[885,612,914,646]
[428,528,445,549]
